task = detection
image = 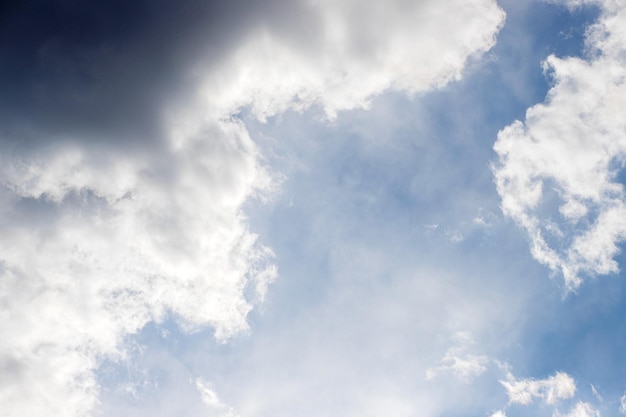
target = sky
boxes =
[1,0,626,416]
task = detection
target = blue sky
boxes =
[1,1,626,417]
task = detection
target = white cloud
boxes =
[492,0,626,290]
[0,119,277,417]
[199,0,506,121]
[490,411,507,417]
[473,208,498,228]
[500,371,576,405]
[0,0,506,416]
[426,331,489,382]
[554,402,601,417]
[620,391,626,414]
[196,378,238,417]
[447,230,465,243]
[494,367,601,417]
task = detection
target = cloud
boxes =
[620,392,626,414]
[196,378,238,417]
[554,402,601,417]
[199,0,506,121]
[426,331,489,382]
[492,0,626,290]
[0,0,506,416]
[500,371,576,405]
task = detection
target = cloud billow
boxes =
[493,0,626,290]
[0,0,505,415]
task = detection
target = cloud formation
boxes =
[0,115,277,417]
[0,0,505,416]
[196,378,239,417]
[500,371,576,406]
[493,0,626,289]
[426,331,489,382]
[555,402,601,417]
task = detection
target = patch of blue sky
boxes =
[518,260,626,403]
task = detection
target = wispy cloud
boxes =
[0,0,506,415]
[199,0,505,121]
[500,371,576,405]
[196,378,239,417]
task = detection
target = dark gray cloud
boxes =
[0,0,297,147]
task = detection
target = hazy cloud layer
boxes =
[199,0,505,120]
[0,0,505,416]
[555,402,601,417]
[0,116,277,417]
[492,368,603,417]
[195,378,239,417]
[493,0,626,289]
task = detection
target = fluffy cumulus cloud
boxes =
[0,0,505,416]
[493,0,626,290]
[500,371,576,406]
[0,110,277,417]
[201,0,506,120]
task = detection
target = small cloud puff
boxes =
[554,402,600,417]
[620,392,626,414]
